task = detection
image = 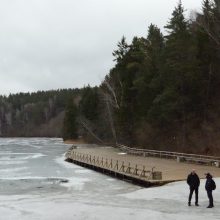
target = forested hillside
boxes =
[0,89,80,137]
[64,0,220,155]
[1,0,220,155]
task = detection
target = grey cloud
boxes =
[0,0,202,95]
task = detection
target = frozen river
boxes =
[0,138,219,220]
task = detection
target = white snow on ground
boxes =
[74,169,92,174]
[60,176,91,190]
[0,195,168,220]
[0,179,219,220]
[123,178,220,201]
[120,178,220,220]
[0,153,46,160]
[55,154,78,169]
[0,167,28,175]
[55,155,92,174]
[0,160,27,165]
[19,153,47,160]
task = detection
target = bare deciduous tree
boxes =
[78,116,104,144]
[100,78,124,144]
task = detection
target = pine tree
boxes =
[62,99,78,141]
[79,86,99,121]
[112,36,129,63]
[195,0,220,117]
[147,2,200,148]
[165,1,199,115]
[134,24,164,119]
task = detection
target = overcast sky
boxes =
[0,0,202,95]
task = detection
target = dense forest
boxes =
[1,0,220,155]
[0,89,81,137]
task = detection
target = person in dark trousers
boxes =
[187,169,200,206]
[205,173,216,208]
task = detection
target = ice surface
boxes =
[0,138,219,220]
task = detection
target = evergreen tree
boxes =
[159,2,198,121]
[134,24,164,119]
[111,36,148,143]
[146,2,201,150]
[112,36,129,63]
[79,86,99,121]
[195,0,220,118]
[62,99,78,141]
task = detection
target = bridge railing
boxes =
[65,150,162,180]
[116,144,220,167]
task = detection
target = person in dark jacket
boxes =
[205,173,216,208]
[187,169,200,206]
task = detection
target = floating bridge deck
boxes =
[65,149,166,187]
[65,146,220,187]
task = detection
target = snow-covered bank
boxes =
[0,179,219,220]
[120,178,220,220]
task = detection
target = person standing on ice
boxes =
[205,173,216,208]
[187,169,200,206]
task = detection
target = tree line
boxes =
[0,89,80,137]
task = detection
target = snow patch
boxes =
[0,160,27,165]
[0,167,27,173]
[61,177,90,190]
[54,155,77,169]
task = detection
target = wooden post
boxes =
[125,162,131,174]
[140,165,146,177]
[133,164,138,175]
[152,171,162,180]
[114,160,118,170]
[110,159,113,169]
[96,156,99,165]
[119,161,125,172]
[105,158,108,168]
[129,162,131,173]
